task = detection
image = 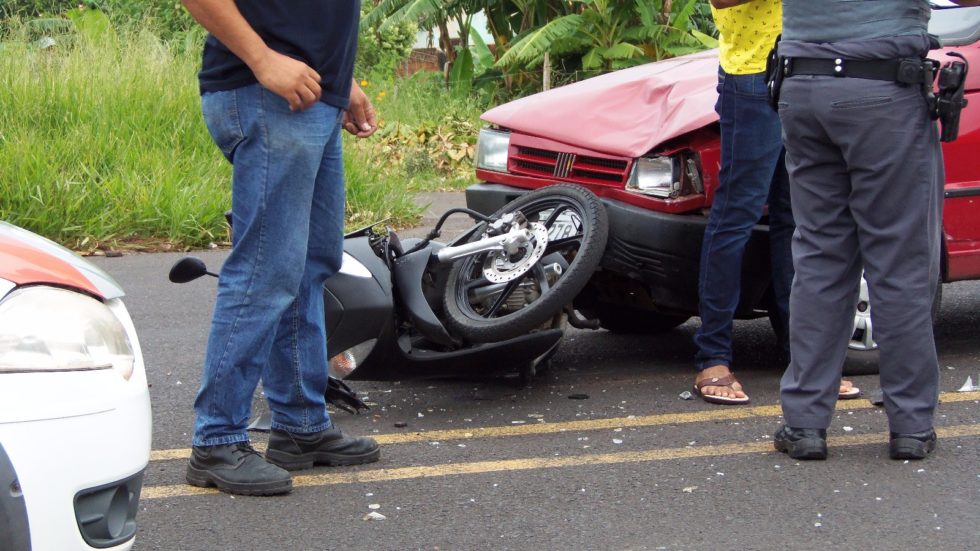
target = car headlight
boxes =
[0,286,135,379]
[475,128,510,172]
[626,156,680,198]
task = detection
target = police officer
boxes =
[773,0,979,461]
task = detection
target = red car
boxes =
[466,4,980,374]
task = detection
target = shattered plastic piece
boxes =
[368,504,381,510]
[679,391,694,400]
[568,393,590,400]
[842,426,854,432]
[682,486,698,493]
[612,439,623,444]
[957,375,979,392]
[363,512,387,521]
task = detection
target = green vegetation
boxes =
[0,13,485,252]
[1,1,715,251]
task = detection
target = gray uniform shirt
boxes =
[780,0,933,59]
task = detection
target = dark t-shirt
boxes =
[198,0,361,109]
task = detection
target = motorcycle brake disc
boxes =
[481,222,550,283]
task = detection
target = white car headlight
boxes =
[626,156,680,198]
[0,286,135,379]
[475,128,510,172]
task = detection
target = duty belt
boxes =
[782,57,935,84]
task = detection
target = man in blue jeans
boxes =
[180,0,380,496]
[693,0,859,404]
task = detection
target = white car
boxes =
[0,221,151,551]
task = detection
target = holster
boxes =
[764,34,783,111]
[933,52,969,143]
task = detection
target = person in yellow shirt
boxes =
[691,0,859,404]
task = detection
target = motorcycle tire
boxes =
[443,184,608,343]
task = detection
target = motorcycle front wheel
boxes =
[443,184,608,343]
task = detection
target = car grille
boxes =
[511,146,629,186]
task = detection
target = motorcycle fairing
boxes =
[391,246,457,348]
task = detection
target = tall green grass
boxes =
[0,22,475,251]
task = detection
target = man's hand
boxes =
[343,80,378,138]
[251,50,322,112]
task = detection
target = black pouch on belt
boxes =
[764,34,782,111]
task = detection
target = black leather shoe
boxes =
[266,428,381,471]
[889,429,937,460]
[186,442,292,496]
[773,425,828,460]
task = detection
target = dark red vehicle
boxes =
[465,3,980,374]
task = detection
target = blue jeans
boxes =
[694,69,794,371]
[192,85,346,446]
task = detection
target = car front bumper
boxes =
[466,182,776,317]
[0,370,151,551]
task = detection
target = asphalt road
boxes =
[89,236,980,550]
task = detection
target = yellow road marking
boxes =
[150,390,980,462]
[141,424,980,500]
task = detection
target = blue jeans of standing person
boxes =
[192,84,346,447]
[694,68,794,371]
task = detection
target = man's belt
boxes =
[782,57,935,84]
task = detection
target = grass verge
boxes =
[0,22,486,251]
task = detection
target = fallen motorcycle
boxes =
[169,184,608,389]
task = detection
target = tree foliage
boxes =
[496,0,715,71]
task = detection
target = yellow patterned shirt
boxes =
[710,0,781,75]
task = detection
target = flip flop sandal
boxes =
[693,373,750,405]
[838,381,862,400]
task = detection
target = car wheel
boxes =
[843,273,942,376]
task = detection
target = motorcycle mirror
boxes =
[168,256,219,283]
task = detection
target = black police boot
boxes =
[773,425,828,460]
[186,442,292,496]
[265,428,381,471]
[889,429,937,460]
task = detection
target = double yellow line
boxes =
[142,391,980,500]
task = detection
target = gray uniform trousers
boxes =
[777,75,943,434]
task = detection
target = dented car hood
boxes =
[482,49,720,158]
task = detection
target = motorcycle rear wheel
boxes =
[443,185,608,343]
